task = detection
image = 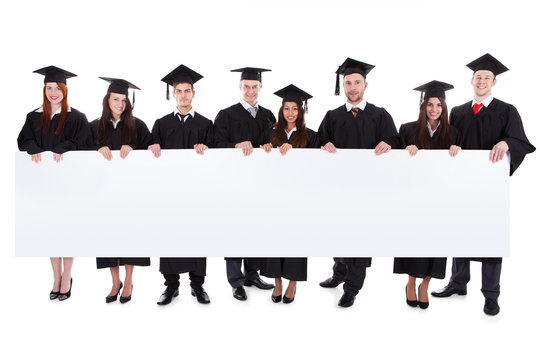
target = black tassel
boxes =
[166,84,170,100]
[419,91,423,108]
[335,73,340,96]
[132,91,136,109]
[304,100,308,113]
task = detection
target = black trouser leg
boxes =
[332,258,347,280]
[448,258,470,291]
[226,258,245,288]
[244,258,261,281]
[481,262,501,300]
[163,274,180,290]
[343,264,367,295]
[189,272,205,291]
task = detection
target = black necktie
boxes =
[178,113,190,122]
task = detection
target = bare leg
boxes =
[109,261,121,296]
[50,257,62,292]
[285,280,296,298]
[419,276,431,303]
[121,265,134,297]
[407,275,417,301]
[273,277,282,297]
[60,257,74,293]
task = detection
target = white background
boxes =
[1,0,539,359]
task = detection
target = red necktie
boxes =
[351,107,359,118]
[473,103,483,115]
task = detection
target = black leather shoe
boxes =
[271,288,282,303]
[319,277,345,288]
[483,298,500,316]
[431,285,467,298]
[417,284,429,309]
[338,292,356,308]
[58,278,73,301]
[232,286,247,301]
[244,278,274,290]
[191,287,211,304]
[157,287,179,305]
[283,288,296,304]
[106,282,123,303]
[120,284,132,304]
[406,285,417,307]
[49,290,59,300]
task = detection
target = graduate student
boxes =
[431,54,535,316]
[89,77,153,303]
[259,84,319,303]
[393,80,461,309]
[149,64,213,305]
[318,57,399,308]
[214,67,276,301]
[17,66,90,301]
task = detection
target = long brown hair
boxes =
[413,97,451,149]
[40,83,69,135]
[271,102,308,148]
[96,93,137,145]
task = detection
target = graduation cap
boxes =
[335,58,375,95]
[413,80,454,106]
[161,64,203,100]
[34,65,77,84]
[466,53,509,76]
[274,84,313,112]
[231,67,271,82]
[100,77,141,107]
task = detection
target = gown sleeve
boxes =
[17,113,44,154]
[501,105,536,175]
[213,110,236,148]
[51,111,91,153]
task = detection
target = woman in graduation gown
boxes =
[89,77,153,303]
[17,66,90,301]
[260,84,318,303]
[393,80,461,309]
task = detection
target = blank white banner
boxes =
[15,149,509,257]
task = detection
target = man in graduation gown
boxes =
[149,64,214,305]
[318,57,399,308]
[431,53,535,316]
[214,67,276,301]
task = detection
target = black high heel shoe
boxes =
[406,284,418,307]
[49,290,60,300]
[106,282,123,303]
[418,284,429,309]
[283,288,296,304]
[58,278,73,301]
[120,284,133,304]
[271,287,282,303]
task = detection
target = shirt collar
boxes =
[285,126,297,140]
[345,99,367,112]
[174,106,195,119]
[240,99,258,111]
[111,118,121,129]
[35,106,72,114]
[427,121,440,138]
[472,95,493,107]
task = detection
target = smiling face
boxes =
[45,82,64,106]
[173,82,194,111]
[425,97,442,121]
[240,80,260,106]
[343,73,368,105]
[108,92,127,119]
[471,70,497,100]
[282,101,299,126]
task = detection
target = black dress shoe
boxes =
[232,286,247,301]
[338,292,356,308]
[157,287,179,305]
[417,284,429,309]
[58,278,73,301]
[406,285,417,308]
[120,284,132,304]
[431,285,467,298]
[49,290,60,300]
[106,282,123,303]
[191,287,211,304]
[483,298,500,316]
[283,288,296,304]
[271,289,282,303]
[319,276,345,288]
[244,278,274,290]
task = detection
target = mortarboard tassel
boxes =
[419,91,424,108]
[166,84,170,100]
[335,73,340,96]
[132,90,136,109]
[304,100,308,113]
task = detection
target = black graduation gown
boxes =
[450,99,535,264]
[151,111,213,276]
[90,117,153,268]
[318,103,399,267]
[214,103,276,148]
[17,107,90,154]
[392,121,462,279]
[259,127,319,281]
